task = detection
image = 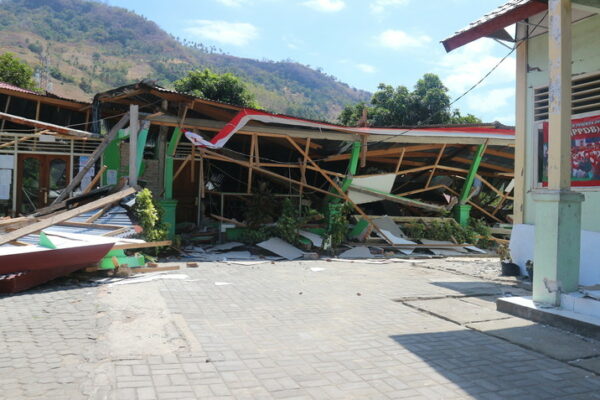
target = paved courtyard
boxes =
[1,257,600,399]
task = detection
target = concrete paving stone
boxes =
[467,317,600,361]
[3,258,600,399]
[569,356,600,374]
[137,387,157,400]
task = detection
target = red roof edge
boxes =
[442,0,548,52]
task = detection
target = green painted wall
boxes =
[524,14,600,232]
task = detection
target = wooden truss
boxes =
[172,130,514,229]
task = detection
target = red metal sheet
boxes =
[0,242,113,293]
[442,0,548,52]
[0,243,113,275]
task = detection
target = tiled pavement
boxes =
[1,258,600,399]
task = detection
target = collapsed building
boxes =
[94,80,515,239]
[0,79,515,292]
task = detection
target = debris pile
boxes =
[0,185,172,293]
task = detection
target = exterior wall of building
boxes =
[523,14,600,232]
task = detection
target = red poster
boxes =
[538,113,600,187]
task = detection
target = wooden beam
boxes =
[209,213,247,227]
[0,95,11,131]
[293,137,322,150]
[0,187,136,245]
[348,185,447,212]
[471,146,514,159]
[129,105,139,186]
[82,165,107,194]
[202,149,344,199]
[324,144,443,162]
[173,154,192,181]
[283,136,394,244]
[451,156,512,172]
[85,204,112,223]
[396,184,446,197]
[0,111,92,137]
[394,148,406,174]
[191,141,196,183]
[112,240,172,250]
[426,144,447,188]
[300,138,310,198]
[57,221,125,230]
[247,134,256,193]
[0,136,33,149]
[52,112,130,204]
[199,149,205,199]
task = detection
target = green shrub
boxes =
[132,189,168,251]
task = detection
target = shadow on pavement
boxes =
[389,329,600,399]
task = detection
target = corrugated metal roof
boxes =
[0,81,90,106]
[13,206,137,246]
[0,81,38,95]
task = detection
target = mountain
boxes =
[0,0,371,121]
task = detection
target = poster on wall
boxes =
[538,113,600,187]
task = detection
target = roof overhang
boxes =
[442,0,548,52]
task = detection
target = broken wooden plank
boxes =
[134,265,181,273]
[112,240,172,250]
[0,136,33,149]
[348,185,446,212]
[0,111,92,137]
[0,187,136,246]
[209,214,247,227]
[82,165,107,194]
[52,112,130,204]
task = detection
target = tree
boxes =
[338,73,481,127]
[174,68,258,108]
[0,52,38,90]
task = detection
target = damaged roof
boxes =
[96,80,514,146]
[0,81,90,110]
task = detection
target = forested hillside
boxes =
[0,0,370,120]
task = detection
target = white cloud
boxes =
[215,0,246,6]
[185,20,258,46]
[283,36,304,50]
[435,39,517,122]
[370,0,409,14]
[438,39,515,94]
[376,29,431,49]
[357,63,376,73]
[302,0,346,12]
[465,87,515,114]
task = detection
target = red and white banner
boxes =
[538,113,600,187]
[185,109,514,150]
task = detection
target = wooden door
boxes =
[17,154,70,214]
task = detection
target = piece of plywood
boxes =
[299,230,323,248]
[348,174,396,204]
[372,216,407,239]
[377,229,417,255]
[210,242,244,251]
[339,246,373,259]
[257,237,304,260]
[419,239,469,254]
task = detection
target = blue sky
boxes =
[108,0,516,125]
